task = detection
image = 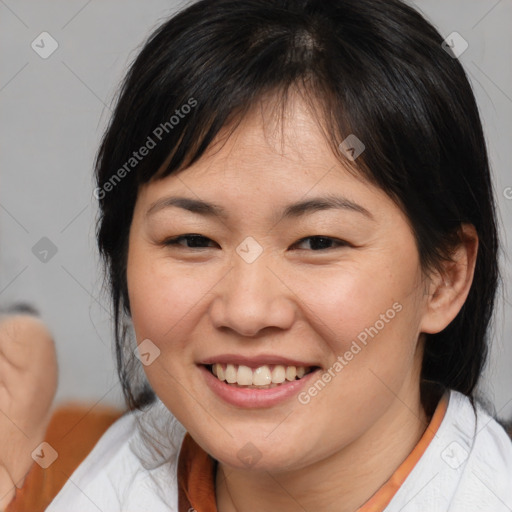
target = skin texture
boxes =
[0,315,57,510]
[126,92,478,512]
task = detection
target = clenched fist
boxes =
[0,312,57,510]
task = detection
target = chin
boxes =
[202,430,312,472]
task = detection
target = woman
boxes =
[48,0,512,510]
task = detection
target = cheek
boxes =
[293,258,420,355]
[286,262,424,450]
[129,268,188,341]
[126,250,220,350]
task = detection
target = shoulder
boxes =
[46,402,186,512]
[449,390,512,511]
[386,389,512,512]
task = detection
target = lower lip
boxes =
[199,364,321,408]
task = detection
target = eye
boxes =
[291,236,349,251]
[162,234,349,251]
[163,234,218,249]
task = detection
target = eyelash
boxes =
[163,234,349,251]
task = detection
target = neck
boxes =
[215,388,430,512]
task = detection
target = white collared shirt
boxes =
[46,390,512,512]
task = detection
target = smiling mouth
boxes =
[205,363,319,389]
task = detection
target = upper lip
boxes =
[199,354,321,368]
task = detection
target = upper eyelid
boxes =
[165,234,218,246]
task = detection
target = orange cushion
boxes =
[6,403,124,512]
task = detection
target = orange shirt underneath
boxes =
[178,393,449,512]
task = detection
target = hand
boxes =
[0,314,57,510]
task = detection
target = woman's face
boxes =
[127,95,431,471]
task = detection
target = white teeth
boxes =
[253,365,272,386]
[210,363,312,387]
[237,365,254,385]
[271,365,286,384]
[285,366,297,381]
[225,363,237,383]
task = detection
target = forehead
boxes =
[131,94,415,248]
[172,93,358,186]
[138,92,398,223]
[230,93,328,156]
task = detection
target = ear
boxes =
[419,224,478,334]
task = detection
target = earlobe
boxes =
[420,224,479,334]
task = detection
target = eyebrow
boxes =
[279,195,374,222]
[146,196,228,219]
[146,194,374,222]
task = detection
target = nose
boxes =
[209,255,296,337]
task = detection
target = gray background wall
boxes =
[1,0,511,418]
